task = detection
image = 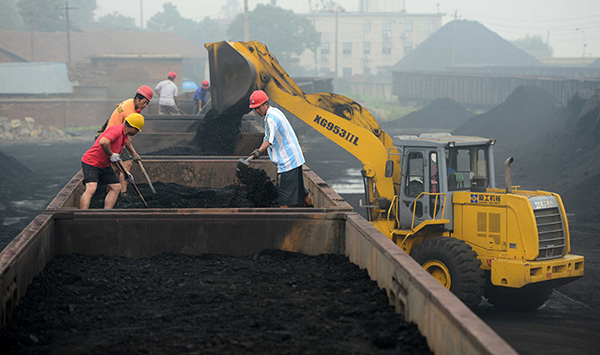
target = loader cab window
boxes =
[404,151,424,197]
[446,146,489,190]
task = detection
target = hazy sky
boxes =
[96,0,599,58]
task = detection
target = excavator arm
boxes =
[206,40,401,221]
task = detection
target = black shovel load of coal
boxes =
[236,155,255,179]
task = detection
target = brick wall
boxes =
[0,99,120,129]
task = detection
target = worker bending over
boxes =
[80,113,145,209]
[96,85,153,194]
[248,90,312,208]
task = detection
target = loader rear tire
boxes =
[410,237,485,310]
[485,283,553,312]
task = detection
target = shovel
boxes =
[136,160,156,194]
[236,155,255,179]
[116,161,149,208]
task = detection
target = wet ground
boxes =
[0,251,430,354]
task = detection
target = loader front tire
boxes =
[410,237,485,309]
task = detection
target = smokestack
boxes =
[504,157,514,193]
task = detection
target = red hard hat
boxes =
[137,85,153,101]
[249,90,269,108]
[202,80,209,89]
[168,71,177,79]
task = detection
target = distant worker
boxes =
[155,71,181,115]
[80,113,145,209]
[95,85,153,194]
[248,90,312,208]
[192,80,211,115]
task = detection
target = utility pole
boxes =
[244,0,249,41]
[335,8,339,77]
[309,0,317,73]
[451,10,457,65]
[59,1,78,63]
[575,28,586,58]
[140,0,144,29]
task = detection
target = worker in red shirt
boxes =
[95,85,153,194]
[80,113,145,209]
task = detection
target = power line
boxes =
[457,9,600,24]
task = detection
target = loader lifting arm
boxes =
[205,41,400,220]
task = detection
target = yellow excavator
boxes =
[206,40,584,310]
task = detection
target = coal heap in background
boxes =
[381,97,475,133]
[90,168,278,209]
[0,252,430,354]
[191,108,243,155]
[450,85,600,223]
[572,89,600,146]
[394,20,542,72]
[0,150,33,199]
[0,150,34,243]
[589,57,600,67]
[453,85,565,144]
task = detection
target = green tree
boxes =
[146,3,196,35]
[226,4,321,74]
[146,3,226,49]
[511,35,554,58]
[197,16,226,46]
[18,0,64,31]
[68,0,97,30]
[17,0,96,32]
[0,0,25,30]
[91,11,137,31]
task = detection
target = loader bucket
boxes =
[205,41,257,116]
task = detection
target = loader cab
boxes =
[393,133,496,230]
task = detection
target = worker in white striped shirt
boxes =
[248,90,312,208]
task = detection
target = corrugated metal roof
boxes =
[0,62,72,94]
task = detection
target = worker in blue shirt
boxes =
[192,80,210,115]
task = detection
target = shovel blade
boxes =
[236,158,250,178]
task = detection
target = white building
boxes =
[299,9,442,77]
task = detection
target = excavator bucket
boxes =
[205,41,257,115]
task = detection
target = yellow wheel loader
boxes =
[206,40,584,310]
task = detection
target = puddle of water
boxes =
[10,199,49,210]
[2,216,26,226]
[329,168,364,194]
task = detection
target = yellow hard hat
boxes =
[125,113,144,131]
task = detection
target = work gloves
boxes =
[132,154,141,162]
[110,153,121,162]
[125,172,134,184]
[251,149,261,159]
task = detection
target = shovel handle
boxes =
[116,161,149,208]
[136,160,156,194]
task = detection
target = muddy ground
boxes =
[0,251,430,354]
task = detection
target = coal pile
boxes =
[192,108,243,155]
[89,167,278,209]
[0,150,34,247]
[394,20,542,72]
[572,89,600,146]
[144,146,199,156]
[0,251,431,354]
[0,150,33,199]
[453,85,565,144]
[382,97,475,133]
